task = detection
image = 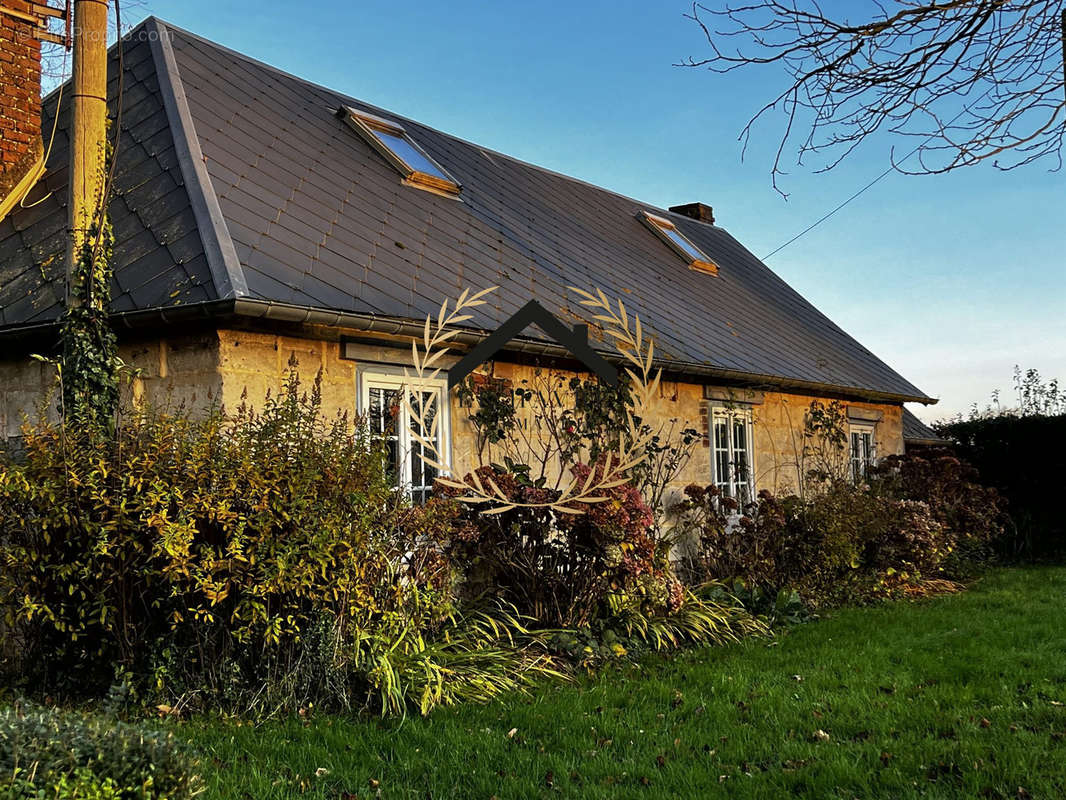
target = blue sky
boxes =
[133,0,1065,420]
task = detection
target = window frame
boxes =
[638,211,719,275]
[848,421,876,482]
[709,404,755,506]
[340,106,460,197]
[358,370,451,502]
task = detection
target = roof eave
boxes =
[228,299,938,405]
[0,298,935,405]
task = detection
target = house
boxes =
[901,409,947,452]
[0,17,935,501]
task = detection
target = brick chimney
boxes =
[0,0,45,207]
[669,202,715,225]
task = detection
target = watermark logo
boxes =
[448,299,618,390]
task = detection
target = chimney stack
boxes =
[0,0,45,210]
[669,202,715,225]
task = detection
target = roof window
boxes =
[638,210,718,275]
[340,106,460,196]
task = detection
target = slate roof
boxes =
[0,17,933,405]
[902,409,945,444]
[0,32,218,328]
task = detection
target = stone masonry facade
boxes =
[1,327,903,508]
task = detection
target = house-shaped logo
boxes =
[448,300,619,390]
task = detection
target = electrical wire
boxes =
[762,97,989,261]
[17,24,70,210]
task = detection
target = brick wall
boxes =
[0,0,44,199]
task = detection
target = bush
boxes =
[349,602,567,717]
[672,486,840,603]
[871,449,1005,572]
[672,462,999,609]
[437,461,672,628]
[0,367,457,714]
[0,702,199,799]
[937,415,1066,558]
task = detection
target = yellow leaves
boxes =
[202,585,230,606]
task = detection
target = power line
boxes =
[761,100,984,261]
[762,162,899,260]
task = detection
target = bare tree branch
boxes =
[680,1,1066,195]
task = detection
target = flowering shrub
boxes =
[871,449,1005,570]
[672,486,845,603]
[438,460,673,627]
[672,466,997,609]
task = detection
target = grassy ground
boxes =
[182,567,1066,799]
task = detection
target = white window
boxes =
[849,423,875,482]
[637,211,719,275]
[340,106,460,196]
[710,406,755,506]
[360,372,450,503]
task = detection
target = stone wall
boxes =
[216,328,356,419]
[751,392,903,494]
[211,328,905,507]
[2,327,905,504]
[122,333,224,414]
[0,333,221,438]
[0,355,57,439]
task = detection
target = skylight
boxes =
[340,106,460,196]
[638,211,718,275]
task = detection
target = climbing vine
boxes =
[58,139,120,431]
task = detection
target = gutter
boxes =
[229,299,936,405]
[0,297,938,406]
[906,436,947,446]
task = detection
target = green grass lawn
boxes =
[182,567,1066,799]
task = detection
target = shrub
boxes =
[610,585,769,652]
[937,416,1064,558]
[672,472,994,609]
[871,449,1005,572]
[349,602,567,717]
[437,461,671,628]
[0,367,456,714]
[671,485,842,602]
[0,702,199,799]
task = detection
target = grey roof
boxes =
[0,31,218,328]
[0,17,933,404]
[902,408,945,444]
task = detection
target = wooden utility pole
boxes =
[66,0,108,304]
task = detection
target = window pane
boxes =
[408,389,440,503]
[385,437,401,487]
[715,450,730,493]
[713,420,728,449]
[368,386,401,487]
[733,418,751,504]
[713,417,730,493]
[663,226,708,262]
[368,386,401,436]
[850,430,873,480]
[370,127,450,181]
